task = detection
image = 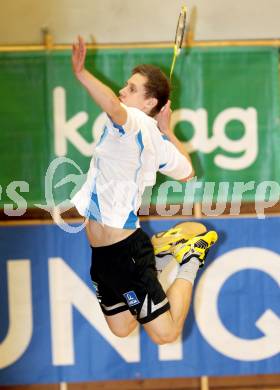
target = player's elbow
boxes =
[179,168,195,182]
[178,157,195,183]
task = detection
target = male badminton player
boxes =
[71,36,217,344]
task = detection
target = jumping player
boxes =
[71,36,217,345]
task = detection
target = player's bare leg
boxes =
[105,310,138,337]
[144,229,218,344]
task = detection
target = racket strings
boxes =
[175,13,187,49]
[170,5,187,80]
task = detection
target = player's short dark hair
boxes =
[132,64,170,117]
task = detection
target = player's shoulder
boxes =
[122,104,157,126]
[121,103,142,117]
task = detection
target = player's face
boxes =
[119,73,157,115]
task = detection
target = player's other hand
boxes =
[72,36,86,76]
[156,100,172,135]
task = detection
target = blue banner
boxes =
[0,217,280,385]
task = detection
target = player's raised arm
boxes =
[72,36,127,125]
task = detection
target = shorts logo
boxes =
[92,282,102,302]
[123,291,140,307]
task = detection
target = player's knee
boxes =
[108,321,137,338]
[110,328,131,338]
[150,329,180,345]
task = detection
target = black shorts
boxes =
[90,228,170,324]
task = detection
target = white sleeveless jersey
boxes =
[71,105,192,229]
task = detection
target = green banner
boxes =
[0,47,279,211]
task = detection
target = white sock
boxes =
[176,257,200,285]
[155,254,173,274]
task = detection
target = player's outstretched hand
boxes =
[156,100,172,135]
[72,36,86,76]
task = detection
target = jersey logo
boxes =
[123,291,140,307]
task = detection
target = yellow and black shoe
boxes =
[171,231,218,267]
[152,221,207,258]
